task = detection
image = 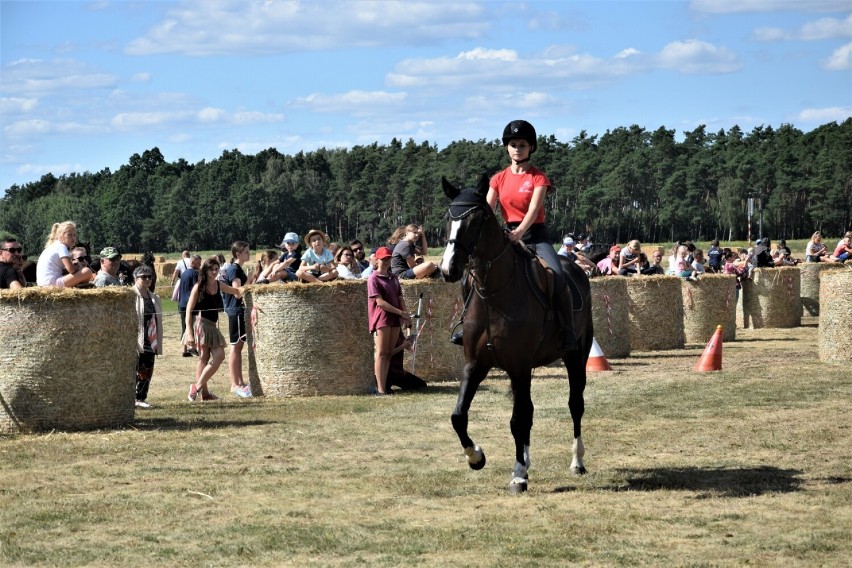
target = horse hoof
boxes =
[571,465,587,475]
[468,453,486,470]
[508,479,528,494]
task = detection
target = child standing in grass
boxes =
[367,247,410,395]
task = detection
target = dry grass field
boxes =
[1,305,850,567]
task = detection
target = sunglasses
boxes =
[2,247,23,254]
[351,247,363,253]
[137,275,152,280]
[72,256,90,263]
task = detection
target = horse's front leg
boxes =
[564,353,588,475]
[508,372,533,494]
[451,362,489,470]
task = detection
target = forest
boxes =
[1,119,850,254]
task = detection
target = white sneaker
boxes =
[231,385,252,398]
[135,400,152,409]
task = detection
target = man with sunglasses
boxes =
[0,237,25,289]
[349,239,370,272]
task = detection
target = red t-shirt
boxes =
[489,166,551,224]
[367,271,403,332]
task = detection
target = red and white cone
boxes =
[694,325,723,372]
[586,337,612,372]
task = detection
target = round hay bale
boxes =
[625,276,685,351]
[590,277,630,358]
[737,267,802,329]
[681,274,737,343]
[244,280,374,396]
[818,268,852,363]
[0,287,138,434]
[800,262,845,316]
[400,280,465,382]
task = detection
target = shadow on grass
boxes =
[131,416,280,430]
[554,465,804,497]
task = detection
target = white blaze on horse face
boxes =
[441,219,462,275]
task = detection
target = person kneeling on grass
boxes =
[183,257,243,402]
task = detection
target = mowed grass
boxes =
[1,311,850,567]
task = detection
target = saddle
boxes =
[516,243,584,312]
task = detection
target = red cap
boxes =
[376,247,393,260]
[610,245,621,253]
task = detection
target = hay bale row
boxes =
[0,287,138,434]
[625,276,685,351]
[681,274,737,343]
[818,269,852,363]
[737,267,802,329]
[244,279,465,396]
[154,261,177,281]
[800,262,845,316]
[590,277,630,358]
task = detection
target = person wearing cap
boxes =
[487,119,576,350]
[36,221,94,287]
[367,246,411,395]
[558,236,576,260]
[94,246,123,287]
[295,229,338,283]
[596,245,621,276]
[268,232,302,282]
[132,264,162,409]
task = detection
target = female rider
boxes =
[476,120,576,350]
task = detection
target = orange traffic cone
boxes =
[586,337,612,372]
[694,325,723,372]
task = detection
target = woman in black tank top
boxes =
[183,257,243,402]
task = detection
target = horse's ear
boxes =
[475,173,490,198]
[442,176,460,200]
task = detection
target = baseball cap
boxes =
[99,246,121,259]
[563,237,574,246]
[610,245,621,253]
[375,247,393,260]
[279,232,299,246]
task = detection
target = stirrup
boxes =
[450,322,464,346]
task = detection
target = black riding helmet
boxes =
[502,120,537,154]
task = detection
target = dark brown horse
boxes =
[440,174,594,493]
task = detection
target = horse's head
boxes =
[440,173,494,282]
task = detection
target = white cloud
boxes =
[796,106,852,122]
[16,162,84,177]
[823,42,852,69]
[4,119,51,137]
[233,111,285,124]
[0,58,117,96]
[131,72,151,82]
[197,107,226,122]
[753,14,852,41]
[291,91,407,113]
[125,0,490,56]
[691,0,851,14]
[0,97,38,114]
[656,40,742,74]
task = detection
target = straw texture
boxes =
[625,276,685,351]
[737,267,802,329]
[154,261,176,281]
[681,274,737,343]
[800,262,845,316]
[0,287,138,434]
[244,280,374,396]
[590,277,630,358]
[818,268,852,363]
[400,280,465,382]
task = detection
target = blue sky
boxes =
[1,0,850,192]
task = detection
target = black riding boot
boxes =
[555,288,578,352]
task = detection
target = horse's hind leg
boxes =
[563,353,588,475]
[451,363,489,470]
[508,371,534,493]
